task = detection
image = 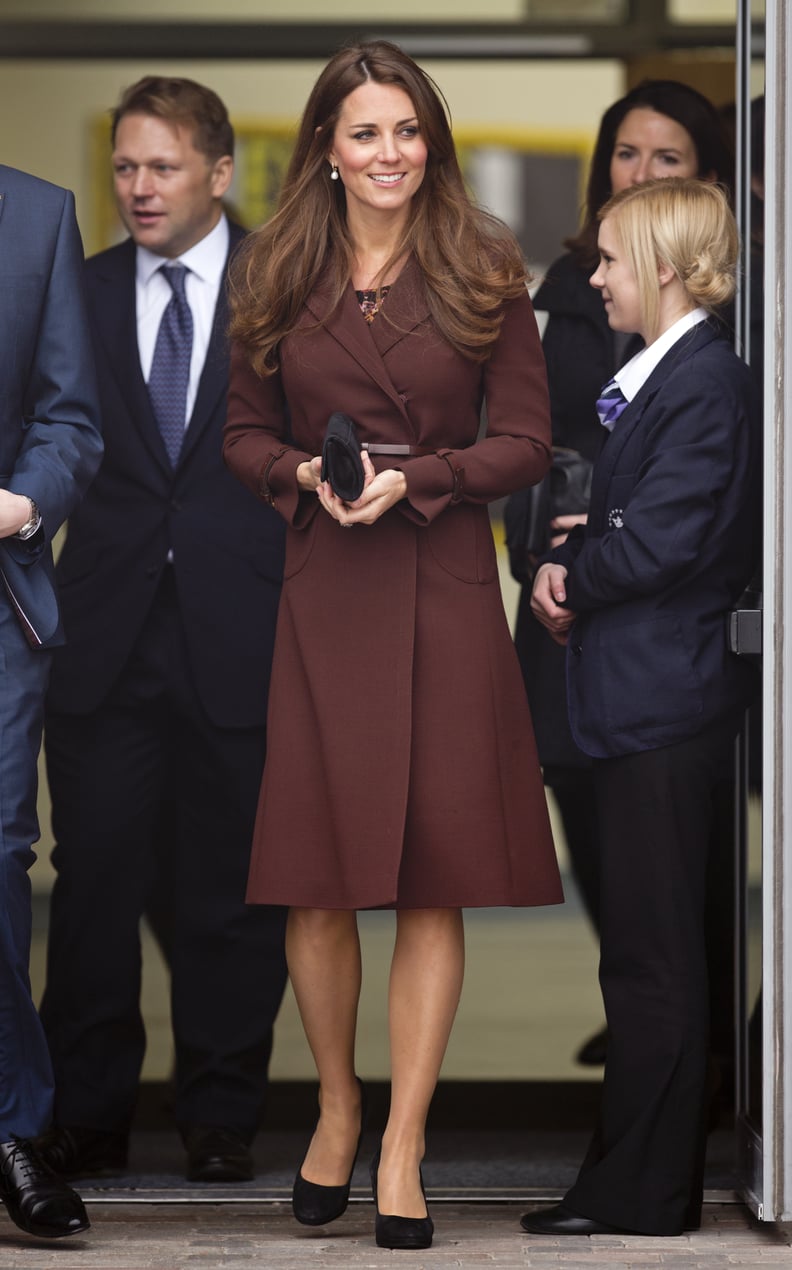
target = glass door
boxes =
[736,0,792,1223]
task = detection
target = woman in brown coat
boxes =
[224,40,561,1251]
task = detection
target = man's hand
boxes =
[530,562,576,645]
[0,491,35,539]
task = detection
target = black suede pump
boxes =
[292,1080,366,1226]
[369,1145,434,1250]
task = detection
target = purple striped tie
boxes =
[148,264,193,467]
[595,379,629,431]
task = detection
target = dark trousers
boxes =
[0,600,54,1139]
[40,572,287,1139]
[566,717,739,1235]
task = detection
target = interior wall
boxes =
[0,0,525,16]
[0,59,623,254]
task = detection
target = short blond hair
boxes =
[598,178,738,340]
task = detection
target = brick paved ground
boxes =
[0,1202,790,1269]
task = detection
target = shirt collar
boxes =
[135,213,230,288]
[615,307,708,402]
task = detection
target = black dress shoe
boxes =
[293,1080,367,1226]
[575,1025,609,1066]
[0,1137,90,1238]
[520,1202,628,1236]
[183,1126,254,1183]
[370,1146,433,1250]
[33,1126,128,1177]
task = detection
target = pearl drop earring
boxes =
[330,163,340,181]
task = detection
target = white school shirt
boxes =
[613,307,708,405]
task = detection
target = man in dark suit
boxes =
[0,164,103,1238]
[36,77,287,1183]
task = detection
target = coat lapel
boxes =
[304,256,429,425]
[92,240,173,476]
[179,222,246,467]
[368,254,431,357]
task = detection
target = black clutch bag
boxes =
[321,412,366,502]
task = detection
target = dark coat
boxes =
[47,224,285,729]
[224,258,563,910]
[555,320,761,759]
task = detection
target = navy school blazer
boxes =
[553,319,761,759]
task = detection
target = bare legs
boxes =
[286,906,465,1215]
[378,907,464,1216]
[286,908,363,1185]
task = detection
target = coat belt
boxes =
[362,443,436,457]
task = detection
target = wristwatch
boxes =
[15,498,41,541]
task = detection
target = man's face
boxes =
[112,112,233,258]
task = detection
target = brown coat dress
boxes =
[224,257,563,910]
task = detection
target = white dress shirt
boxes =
[136,214,230,426]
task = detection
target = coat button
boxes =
[572,642,583,656]
[170,499,182,512]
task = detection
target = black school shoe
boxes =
[0,1137,90,1238]
[183,1125,255,1183]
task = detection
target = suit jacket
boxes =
[0,165,102,648]
[555,319,761,759]
[47,221,284,728]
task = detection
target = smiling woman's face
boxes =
[329,80,428,226]
[589,215,646,340]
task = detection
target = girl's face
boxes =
[589,215,646,339]
[610,107,701,192]
[329,80,428,226]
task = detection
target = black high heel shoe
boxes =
[369,1145,434,1250]
[292,1080,366,1226]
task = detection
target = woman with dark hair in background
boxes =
[512,79,734,1068]
[224,39,562,1252]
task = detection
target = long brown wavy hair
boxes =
[229,40,527,374]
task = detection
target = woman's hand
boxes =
[296,456,323,492]
[530,562,576,645]
[549,512,588,550]
[316,451,407,527]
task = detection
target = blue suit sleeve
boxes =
[6,188,103,560]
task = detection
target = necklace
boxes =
[356,286,391,324]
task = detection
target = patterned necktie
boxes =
[595,378,630,432]
[147,264,193,467]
